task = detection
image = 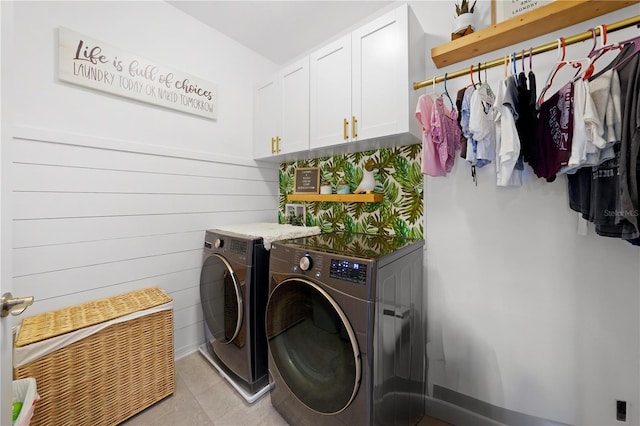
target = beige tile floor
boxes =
[122,351,453,426]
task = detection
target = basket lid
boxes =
[15,287,172,347]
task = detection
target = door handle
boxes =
[352,116,357,139]
[343,118,349,140]
[1,292,34,317]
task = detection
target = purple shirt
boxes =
[534,82,574,182]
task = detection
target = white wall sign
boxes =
[492,0,553,24]
[58,27,218,120]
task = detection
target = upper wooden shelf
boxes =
[287,193,383,203]
[431,0,639,68]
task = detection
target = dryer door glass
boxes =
[200,254,243,344]
[266,278,361,414]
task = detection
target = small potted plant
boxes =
[453,0,477,36]
[455,0,477,16]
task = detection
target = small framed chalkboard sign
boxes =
[293,167,320,194]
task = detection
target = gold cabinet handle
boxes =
[276,136,281,153]
[343,118,349,140]
[271,137,276,154]
[352,116,357,139]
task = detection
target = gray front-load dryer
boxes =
[265,232,425,426]
[199,229,270,402]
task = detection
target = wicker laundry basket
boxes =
[13,287,175,426]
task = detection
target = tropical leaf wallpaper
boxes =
[279,145,423,239]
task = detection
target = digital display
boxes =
[230,240,247,255]
[329,259,367,284]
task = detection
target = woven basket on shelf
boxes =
[14,287,175,426]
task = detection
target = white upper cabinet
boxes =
[309,34,352,149]
[280,58,310,155]
[310,4,424,151]
[253,4,424,161]
[253,78,280,159]
[253,56,310,159]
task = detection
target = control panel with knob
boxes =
[214,238,224,249]
[299,254,313,271]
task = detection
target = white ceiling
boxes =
[168,1,396,65]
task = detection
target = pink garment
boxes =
[431,96,462,173]
[416,94,446,176]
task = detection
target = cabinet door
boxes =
[279,57,310,155]
[253,78,281,159]
[352,7,408,141]
[310,34,352,149]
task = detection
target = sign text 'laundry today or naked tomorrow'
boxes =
[58,27,218,120]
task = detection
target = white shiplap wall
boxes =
[6,1,280,359]
[10,126,278,358]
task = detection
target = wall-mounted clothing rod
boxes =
[413,15,640,91]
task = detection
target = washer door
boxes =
[200,253,243,344]
[266,278,361,414]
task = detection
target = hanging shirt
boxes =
[468,82,496,168]
[456,87,468,159]
[587,44,639,240]
[416,94,446,177]
[504,76,526,184]
[460,86,478,165]
[493,75,523,186]
[515,70,539,169]
[534,81,574,182]
[431,95,462,174]
[616,47,640,241]
[567,67,623,222]
[588,69,622,150]
[558,78,597,174]
[567,43,639,241]
[583,69,620,167]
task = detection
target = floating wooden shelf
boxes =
[287,193,383,203]
[431,0,639,68]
